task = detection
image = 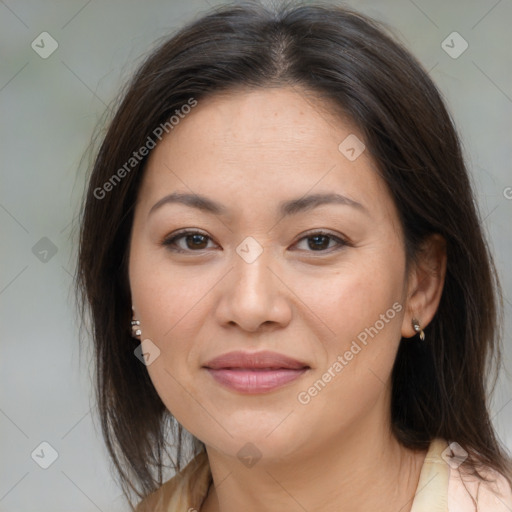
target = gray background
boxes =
[1,0,511,510]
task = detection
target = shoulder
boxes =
[412,438,512,512]
[448,461,512,511]
[136,450,211,512]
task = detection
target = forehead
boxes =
[137,87,395,222]
[155,87,355,164]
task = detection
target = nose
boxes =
[214,246,293,333]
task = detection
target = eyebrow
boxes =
[148,191,368,218]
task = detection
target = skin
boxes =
[128,87,447,512]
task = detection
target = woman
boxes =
[76,1,512,511]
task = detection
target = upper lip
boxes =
[203,350,310,370]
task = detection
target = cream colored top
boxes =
[135,438,512,511]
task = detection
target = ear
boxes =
[401,234,447,338]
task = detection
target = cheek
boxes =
[129,249,216,393]
[291,275,404,442]
[129,241,209,340]
[304,258,404,341]
[129,262,209,434]
[131,275,210,388]
[301,255,405,390]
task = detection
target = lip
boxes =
[203,351,310,394]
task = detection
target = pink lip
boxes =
[203,350,310,394]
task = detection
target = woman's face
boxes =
[128,87,413,461]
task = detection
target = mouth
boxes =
[203,351,310,394]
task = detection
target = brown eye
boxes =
[162,230,216,253]
[184,233,209,249]
[307,234,331,251]
[293,231,349,253]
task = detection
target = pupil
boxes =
[187,234,207,249]
[309,235,329,250]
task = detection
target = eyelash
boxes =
[161,229,351,254]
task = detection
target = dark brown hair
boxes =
[75,1,512,508]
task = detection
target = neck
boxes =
[200,392,428,512]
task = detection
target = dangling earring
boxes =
[131,307,141,338]
[412,318,425,341]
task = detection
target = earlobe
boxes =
[401,233,447,339]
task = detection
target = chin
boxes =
[199,419,309,462]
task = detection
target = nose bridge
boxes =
[233,236,276,298]
[215,236,291,331]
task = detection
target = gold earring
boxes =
[412,318,425,341]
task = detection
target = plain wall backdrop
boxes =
[1,0,511,510]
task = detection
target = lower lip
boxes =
[205,368,308,393]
